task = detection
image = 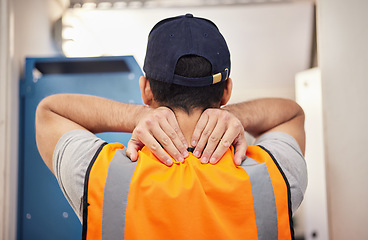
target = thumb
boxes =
[126,139,143,161]
[233,135,247,166]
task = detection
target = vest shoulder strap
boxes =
[246,145,295,240]
[82,142,125,240]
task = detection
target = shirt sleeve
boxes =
[254,132,308,214]
[52,129,105,221]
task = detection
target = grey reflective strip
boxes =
[102,148,137,240]
[240,157,278,240]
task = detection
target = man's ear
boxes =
[139,76,154,106]
[220,77,233,106]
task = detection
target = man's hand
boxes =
[191,108,247,166]
[126,107,189,166]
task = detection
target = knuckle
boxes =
[197,122,206,129]
[203,130,211,136]
[222,112,230,121]
[129,138,139,145]
[162,137,169,146]
[222,139,231,147]
[233,121,242,129]
[210,135,219,142]
[150,143,158,151]
[144,118,153,126]
[212,110,220,117]
[154,113,162,120]
[163,109,172,117]
[135,127,143,135]
[169,131,177,139]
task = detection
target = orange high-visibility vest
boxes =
[82,142,294,240]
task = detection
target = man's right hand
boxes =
[126,107,189,166]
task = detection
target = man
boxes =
[36,14,307,239]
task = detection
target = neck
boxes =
[174,109,203,148]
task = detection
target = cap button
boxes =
[185,13,193,18]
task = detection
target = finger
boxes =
[126,138,143,161]
[233,133,247,166]
[150,128,184,163]
[200,121,227,164]
[191,111,209,148]
[150,108,186,161]
[140,113,183,163]
[132,126,174,166]
[148,118,185,163]
[164,109,188,149]
[193,113,218,159]
[207,119,243,164]
[162,114,189,158]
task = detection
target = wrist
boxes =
[133,105,150,129]
[222,104,249,130]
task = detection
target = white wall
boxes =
[317,0,368,238]
[62,2,314,102]
[0,0,64,239]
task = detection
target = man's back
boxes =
[77,132,304,240]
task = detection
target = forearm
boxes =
[36,94,148,172]
[223,98,304,138]
[37,94,146,133]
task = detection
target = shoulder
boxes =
[254,132,307,214]
[52,129,106,220]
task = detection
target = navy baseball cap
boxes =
[143,14,231,87]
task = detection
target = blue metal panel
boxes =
[18,56,143,240]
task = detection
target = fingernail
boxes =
[194,151,200,158]
[192,140,196,146]
[183,151,189,158]
[210,157,216,164]
[184,142,189,148]
[166,158,173,166]
[201,157,208,164]
[178,156,184,163]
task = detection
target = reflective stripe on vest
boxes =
[82,144,294,240]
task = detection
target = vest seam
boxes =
[82,141,108,240]
[258,144,295,240]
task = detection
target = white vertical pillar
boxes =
[0,0,17,240]
[0,0,10,239]
[296,68,329,240]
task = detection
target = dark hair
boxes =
[148,55,226,114]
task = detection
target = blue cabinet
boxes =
[18,56,143,239]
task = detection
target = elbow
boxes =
[296,102,305,117]
[296,103,305,124]
[35,96,54,132]
[35,97,49,123]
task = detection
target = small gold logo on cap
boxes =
[212,73,222,84]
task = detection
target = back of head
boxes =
[148,55,226,114]
[143,14,231,114]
